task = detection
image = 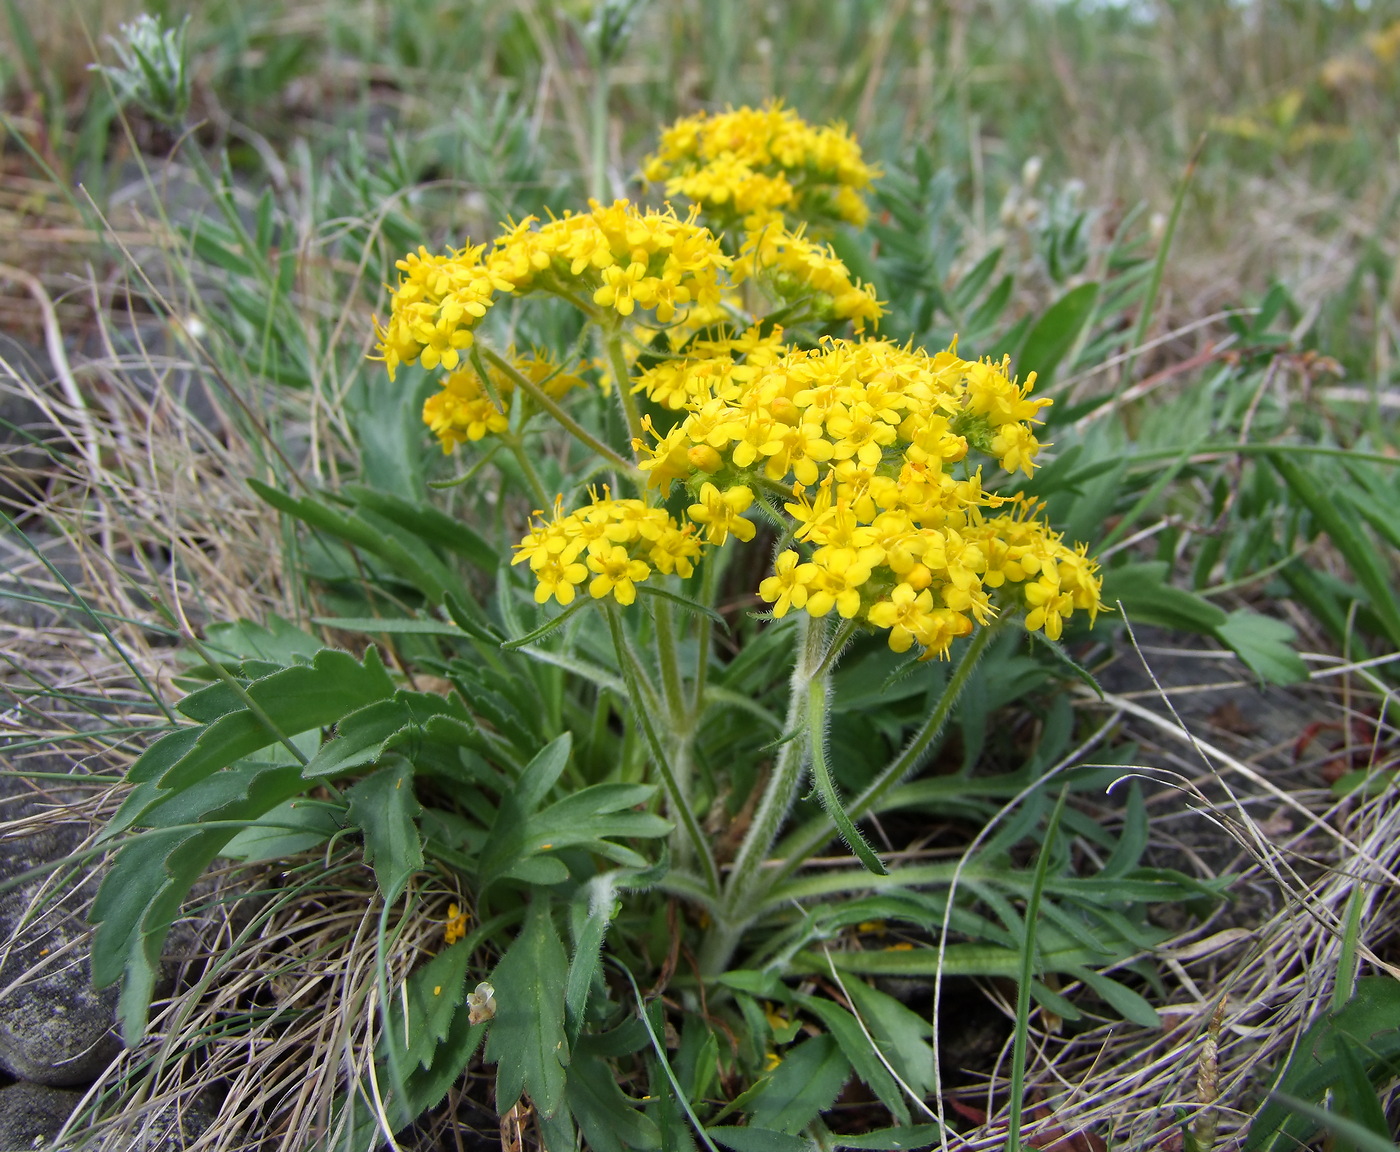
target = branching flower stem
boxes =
[604,330,647,455]
[606,604,720,900]
[760,622,1000,899]
[699,614,831,975]
[480,346,639,480]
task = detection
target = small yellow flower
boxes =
[757,550,814,617]
[687,483,757,545]
[587,544,652,606]
[444,902,469,946]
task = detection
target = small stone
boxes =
[0,1081,84,1149]
[0,773,121,1088]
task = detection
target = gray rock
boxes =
[0,1081,84,1150]
[0,771,121,1088]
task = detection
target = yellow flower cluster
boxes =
[423,352,587,453]
[734,225,884,332]
[632,338,1103,656]
[634,324,789,411]
[374,200,731,380]
[642,103,878,230]
[512,493,703,607]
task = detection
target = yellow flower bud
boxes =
[688,444,724,473]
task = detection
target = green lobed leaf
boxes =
[302,691,472,780]
[90,763,308,1042]
[800,997,909,1126]
[749,1034,850,1135]
[1213,609,1308,685]
[707,1128,812,1152]
[109,647,396,834]
[383,940,474,1070]
[485,897,570,1119]
[200,614,323,666]
[347,765,424,900]
[566,1052,663,1152]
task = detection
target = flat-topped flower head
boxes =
[643,102,879,231]
[486,200,731,326]
[373,244,516,379]
[514,491,703,607]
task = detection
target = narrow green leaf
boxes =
[517,733,574,815]
[1014,282,1099,388]
[566,876,619,1044]
[344,484,498,571]
[1100,782,1147,880]
[347,765,424,901]
[841,979,937,1100]
[1071,967,1162,1029]
[635,584,730,631]
[1101,562,1228,635]
[951,247,1003,313]
[1267,1094,1400,1152]
[219,798,341,862]
[707,1129,811,1152]
[1247,977,1400,1152]
[827,1126,943,1150]
[485,897,570,1119]
[501,597,591,651]
[808,687,886,877]
[1269,452,1400,648]
[312,615,469,637]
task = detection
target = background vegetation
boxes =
[2,1,1399,1149]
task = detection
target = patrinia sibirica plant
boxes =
[92,104,1228,1152]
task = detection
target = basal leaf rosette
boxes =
[633,337,1105,657]
[374,200,732,382]
[642,102,879,232]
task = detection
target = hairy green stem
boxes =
[505,438,550,507]
[652,596,687,727]
[605,605,720,899]
[480,346,638,480]
[604,331,646,455]
[760,622,999,900]
[691,552,718,716]
[699,615,829,975]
